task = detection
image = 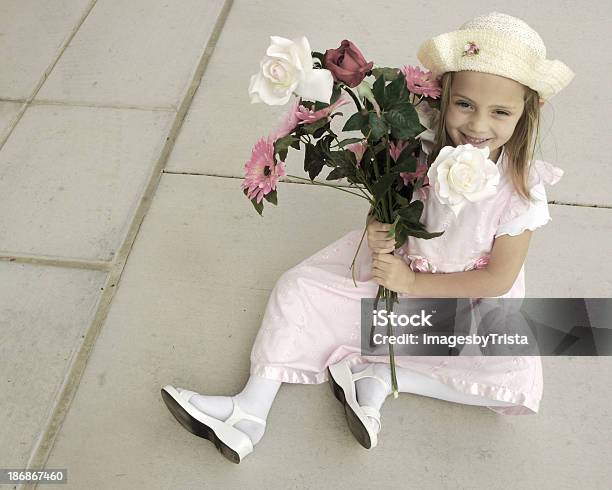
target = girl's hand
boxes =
[366,216,396,254]
[371,251,416,294]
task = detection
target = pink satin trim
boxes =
[430,373,540,415]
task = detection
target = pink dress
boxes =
[250,145,564,415]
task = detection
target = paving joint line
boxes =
[0,0,99,154]
[0,254,111,271]
[30,98,176,112]
[162,171,612,209]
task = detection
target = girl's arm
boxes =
[408,230,533,297]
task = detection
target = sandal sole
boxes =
[161,386,246,464]
[327,366,374,449]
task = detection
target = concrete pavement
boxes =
[1,0,611,488]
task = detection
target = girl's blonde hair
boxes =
[427,71,541,203]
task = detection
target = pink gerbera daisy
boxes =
[241,137,286,204]
[389,139,409,162]
[400,161,429,187]
[346,140,367,165]
[270,96,302,142]
[400,65,441,99]
[295,94,351,125]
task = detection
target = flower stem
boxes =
[349,222,368,287]
[348,183,372,201]
[285,174,371,201]
[386,289,399,398]
[383,135,399,398]
[341,85,363,112]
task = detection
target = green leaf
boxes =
[397,219,445,239]
[304,143,325,181]
[397,201,424,223]
[384,103,424,140]
[385,71,410,107]
[317,134,335,160]
[388,213,401,238]
[243,188,264,216]
[325,149,357,181]
[263,189,278,205]
[326,167,345,180]
[274,134,298,155]
[303,118,329,135]
[372,74,386,108]
[342,111,369,132]
[413,175,425,194]
[393,155,417,174]
[337,137,364,148]
[372,172,398,205]
[289,137,301,150]
[330,84,342,104]
[368,113,388,140]
[371,67,400,81]
[404,227,445,240]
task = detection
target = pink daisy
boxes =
[346,140,367,165]
[400,161,429,187]
[389,139,409,162]
[241,137,286,204]
[400,65,441,99]
[390,139,430,187]
[295,94,351,125]
[270,96,302,142]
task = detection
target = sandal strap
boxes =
[352,364,391,394]
[178,388,266,428]
[360,405,382,431]
[177,388,199,404]
[225,398,267,428]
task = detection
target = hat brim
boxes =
[417,29,575,101]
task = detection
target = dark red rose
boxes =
[323,40,374,88]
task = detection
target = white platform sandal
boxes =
[161,385,266,464]
[327,361,388,449]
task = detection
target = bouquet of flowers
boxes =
[241,35,447,397]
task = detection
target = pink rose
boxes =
[397,252,437,273]
[409,257,431,273]
[472,255,490,270]
[323,40,374,88]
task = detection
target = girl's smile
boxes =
[460,132,492,148]
[445,71,526,162]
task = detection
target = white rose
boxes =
[248,36,334,106]
[427,144,500,216]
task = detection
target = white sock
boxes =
[352,363,392,433]
[187,375,282,445]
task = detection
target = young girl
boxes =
[161,11,574,463]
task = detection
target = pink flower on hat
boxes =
[400,65,441,99]
[462,42,480,56]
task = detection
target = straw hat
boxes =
[417,12,575,101]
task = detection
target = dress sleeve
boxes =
[495,160,564,238]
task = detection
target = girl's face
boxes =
[444,71,526,163]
